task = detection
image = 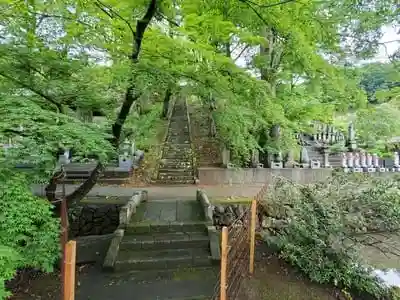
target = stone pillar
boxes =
[58,149,71,164]
[119,138,133,169]
[341,152,347,168]
[394,152,399,167]
[348,122,357,151]
[284,149,295,168]
[347,152,354,168]
[251,149,260,168]
[299,146,310,168]
[353,152,362,172]
[221,146,230,168]
[322,147,330,168]
[271,151,283,169]
[392,152,400,171]
[360,151,367,169]
[366,153,373,167]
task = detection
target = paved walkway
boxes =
[32,184,263,201]
[131,199,205,223]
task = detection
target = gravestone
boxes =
[118,139,133,169]
[299,146,310,168]
[348,122,357,151]
[352,152,362,172]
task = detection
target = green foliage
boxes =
[0,0,398,296]
[354,103,400,154]
[262,174,400,298]
[124,101,166,151]
[0,174,60,299]
[359,63,400,103]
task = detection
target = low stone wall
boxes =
[103,191,148,270]
[75,234,114,264]
[198,167,400,185]
[198,167,333,185]
[69,204,122,237]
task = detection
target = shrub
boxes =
[0,174,60,299]
[261,173,400,298]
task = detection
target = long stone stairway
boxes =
[98,199,217,300]
[157,100,195,184]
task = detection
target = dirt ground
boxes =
[237,244,340,300]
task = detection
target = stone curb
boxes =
[103,190,148,270]
[196,189,221,260]
[196,189,214,223]
[103,229,124,271]
[119,191,148,226]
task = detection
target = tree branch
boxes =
[234,44,250,61]
[241,0,296,9]
[0,71,63,113]
[94,0,136,39]
[27,10,92,27]
[156,12,179,27]
[239,0,295,26]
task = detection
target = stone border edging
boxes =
[185,97,197,184]
[103,190,148,270]
[196,189,221,260]
[196,189,213,223]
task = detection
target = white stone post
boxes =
[341,152,347,168]
[366,153,373,167]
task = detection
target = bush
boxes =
[0,174,60,299]
[261,173,400,298]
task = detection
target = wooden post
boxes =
[249,199,257,274]
[220,226,228,300]
[63,240,76,300]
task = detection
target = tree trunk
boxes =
[111,0,158,148]
[46,0,158,206]
[65,162,104,203]
[161,88,172,119]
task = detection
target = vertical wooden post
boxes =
[220,226,228,300]
[63,240,76,300]
[249,199,257,274]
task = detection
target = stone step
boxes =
[155,179,195,185]
[160,159,193,165]
[78,268,216,300]
[126,221,207,235]
[158,175,194,181]
[167,139,191,144]
[164,143,192,148]
[162,156,192,162]
[115,248,213,271]
[162,149,192,155]
[159,165,193,171]
[160,158,192,164]
[169,129,189,133]
[119,232,209,251]
[108,266,218,284]
[159,169,193,176]
[61,177,128,184]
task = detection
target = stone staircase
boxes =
[108,200,217,300]
[188,102,222,167]
[157,100,195,184]
[302,136,343,168]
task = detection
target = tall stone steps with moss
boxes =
[187,102,222,167]
[156,100,195,184]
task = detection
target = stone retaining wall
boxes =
[69,204,122,237]
[198,167,398,185]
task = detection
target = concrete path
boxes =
[131,200,204,223]
[32,184,263,201]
